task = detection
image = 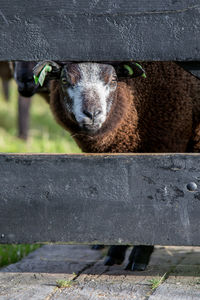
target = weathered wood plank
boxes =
[0,154,200,245]
[148,248,200,299]
[149,284,200,300]
[0,245,102,299]
[50,246,200,300]
[0,272,58,300]
[51,275,151,300]
[177,62,200,79]
[0,0,199,61]
[1,245,200,299]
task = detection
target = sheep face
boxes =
[13,62,37,97]
[33,61,145,133]
[60,63,117,133]
[14,62,49,98]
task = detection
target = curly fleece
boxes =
[49,61,200,154]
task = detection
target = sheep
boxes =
[33,60,200,271]
[0,61,12,101]
[11,61,50,139]
[12,61,50,101]
[0,62,32,139]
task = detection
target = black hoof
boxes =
[104,245,128,266]
[125,245,154,271]
[91,245,105,250]
[104,255,125,266]
[125,262,147,271]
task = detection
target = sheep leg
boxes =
[125,245,154,271]
[104,245,128,266]
[2,79,10,101]
[18,95,32,140]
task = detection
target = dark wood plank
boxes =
[177,62,200,79]
[0,154,200,245]
[0,0,199,61]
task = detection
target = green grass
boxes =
[148,273,167,290]
[56,279,76,288]
[0,80,81,153]
[0,79,81,267]
[0,244,41,268]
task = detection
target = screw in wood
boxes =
[186,182,197,192]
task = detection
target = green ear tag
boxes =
[37,65,52,86]
[124,64,134,76]
[33,75,39,84]
[134,63,146,78]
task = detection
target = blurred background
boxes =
[0,63,81,267]
[0,76,81,153]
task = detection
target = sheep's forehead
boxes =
[65,63,115,108]
[65,63,114,85]
[78,63,101,83]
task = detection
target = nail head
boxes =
[186,182,197,192]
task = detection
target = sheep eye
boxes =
[111,76,117,86]
[61,77,68,85]
[111,75,117,83]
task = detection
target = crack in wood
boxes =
[44,287,60,300]
[43,263,98,300]
[45,258,103,300]
[49,4,200,17]
[0,9,9,25]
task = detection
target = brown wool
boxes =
[49,62,200,154]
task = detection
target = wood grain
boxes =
[0,154,200,245]
[0,0,199,61]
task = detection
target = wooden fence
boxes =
[0,0,200,245]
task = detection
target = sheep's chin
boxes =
[79,123,102,134]
[18,87,37,98]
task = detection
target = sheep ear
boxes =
[115,62,146,78]
[33,61,61,86]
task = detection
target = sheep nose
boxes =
[83,109,102,120]
[18,82,25,92]
[17,81,35,97]
[18,82,31,92]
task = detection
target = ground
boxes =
[0,245,200,299]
